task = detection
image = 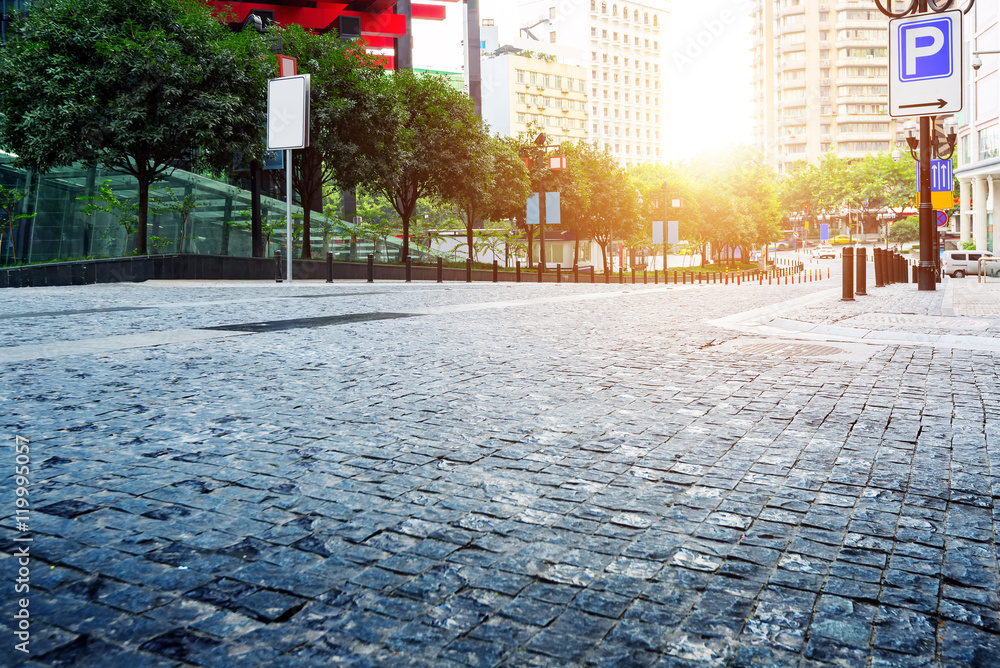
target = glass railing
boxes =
[0,156,443,266]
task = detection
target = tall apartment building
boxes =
[517,0,670,166]
[752,0,900,172]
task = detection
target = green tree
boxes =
[450,131,530,261]
[363,70,479,261]
[275,25,400,259]
[0,0,272,255]
[888,217,919,244]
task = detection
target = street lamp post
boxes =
[874,0,975,291]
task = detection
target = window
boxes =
[549,6,556,19]
[634,10,639,21]
[591,27,597,36]
[602,29,608,38]
[602,2,607,13]
[516,70,525,84]
[517,93,525,104]
[613,4,618,17]
[653,14,657,26]
[517,113,526,124]
[550,31,557,43]
[644,12,648,24]
[592,51,598,61]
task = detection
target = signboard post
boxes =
[267,74,310,283]
[888,8,962,290]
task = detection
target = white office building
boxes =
[955,2,999,252]
[514,0,670,166]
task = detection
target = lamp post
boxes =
[875,0,974,291]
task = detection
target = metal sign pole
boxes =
[286,148,293,283]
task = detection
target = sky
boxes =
[411,1,754,162]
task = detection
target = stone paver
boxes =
[1,262,998,667]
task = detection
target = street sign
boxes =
[667,221,679,245]
[526,193,539,226]
[820,223,830,241]
[915,159,955,209]
[889,10,962,117]
[548,156,568,170]
[546,192,561,225]
[652,221,663,245]
[936,210,948,227]
[267,75,310,150]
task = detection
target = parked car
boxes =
[942,250,998,278]
[830,235,852,245]
[813,245,836,259]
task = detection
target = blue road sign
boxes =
[915,159,953,193]
[889,10,962,117]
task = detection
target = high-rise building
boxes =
[516,0,670,166]
[752,0,901,172]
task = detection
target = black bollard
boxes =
[842,246,855,301]
[557,264,562,283]
[912,263,919,283]
[437,257,443,283]
[644,270,647,285]
[367,254,374,283]
[874,248,884,288]
[631,267,635,284]
[591,266,595,283]
[516,260,521,283]
[538,263,543,283]
[619,267,623,284]
[493,260,498,283]
[326,253,333,283]
[466,258,472,283]
[674,270,678,284]
[574,263,579,283]
[855,247,867,296]
[275,250,283,283]
[405,255,412,283]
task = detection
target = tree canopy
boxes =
[0,0,272,254]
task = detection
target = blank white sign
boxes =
[267,75,310,151]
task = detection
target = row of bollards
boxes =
[309,255,822,286]
[842,246,912,299]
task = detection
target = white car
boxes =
[813,245,836,259]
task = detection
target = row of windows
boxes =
[591,106,661,123]
[593,88,657,105]
[602,142,662,158]
[590,69,660,89]
[516,94,587,112]
[590,53,660,71]
[514,70,587,92]
[516,113,587,131]
[839,47,887,58]
[589,1,659,27]
[591,124,661,140]
[590,28,660,50]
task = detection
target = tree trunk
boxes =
[466,214,475,261]
[136,169,149,256]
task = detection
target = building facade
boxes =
[481,51,589,141]
[752,0,900,173]
[955,1,999,252]
[514,0,669,166]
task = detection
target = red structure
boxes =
[207,0,454,69]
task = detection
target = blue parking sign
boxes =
[889,10,962,118]
[899,17,953,82]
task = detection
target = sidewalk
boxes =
[0,276,997,667]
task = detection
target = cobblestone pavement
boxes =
[1,265,998,667]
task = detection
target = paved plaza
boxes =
[1,262,998,667]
